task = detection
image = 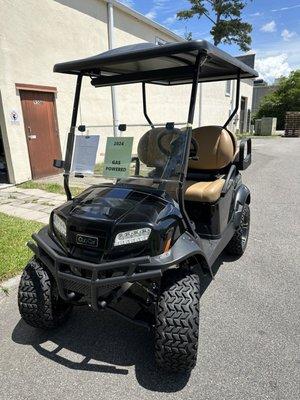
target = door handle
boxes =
[27,126,37,139]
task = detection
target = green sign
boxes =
[103,137,133,178]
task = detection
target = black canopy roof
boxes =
[54,40,258,86]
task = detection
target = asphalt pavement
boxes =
[0,138,299,400]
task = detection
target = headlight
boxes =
[114,228,151,247]
[53,214,67,238]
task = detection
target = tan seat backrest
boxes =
[188,125,237,170]
[137,127,179,168]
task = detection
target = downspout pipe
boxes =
[198,82,202,127]
[107,0,119,137]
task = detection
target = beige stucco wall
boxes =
[238,79,254,132]
[200,79,254,132]
[0,0,111,183]
[0,0,196,183]
[0,0,252,184]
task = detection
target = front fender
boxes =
[233,184,250,228]
[140,232,206,269]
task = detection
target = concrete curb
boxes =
[0,275,20,301]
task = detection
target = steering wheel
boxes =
[157,129,199,157]
[189,137,199,158]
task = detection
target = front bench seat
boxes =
[185,179,226,202]
[185,126,237,203]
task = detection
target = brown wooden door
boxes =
[20,90,62,179]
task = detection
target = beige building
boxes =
[252,79,278,115]
[0,0,255,184]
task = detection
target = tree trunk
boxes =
[213,1,222,47]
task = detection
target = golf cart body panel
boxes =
[233,183,251,228]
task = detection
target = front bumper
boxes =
[28,227,201,310]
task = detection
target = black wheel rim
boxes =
[241,211,250,248]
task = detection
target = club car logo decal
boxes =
[76,234,98,248]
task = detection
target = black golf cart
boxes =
[18,41,258,372]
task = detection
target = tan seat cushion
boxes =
[185,178,225,202]
[137,127,179,168]
[189,126,237,170]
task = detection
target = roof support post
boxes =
[187,53,204,125]
[178,51,204,236]
[63,74,83,200]
[107,0,119,137]
[142,83,154,128]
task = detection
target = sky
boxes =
[118,0,300,83]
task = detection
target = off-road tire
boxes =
[18,258,72,329]
[225,204,250,256]
[155,271,200,372]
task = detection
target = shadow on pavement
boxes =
[12,310,190,392]
[11,253,236,393]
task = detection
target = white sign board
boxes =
[71,135,100,174]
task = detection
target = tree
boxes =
[256,70,300,129]
[177,0,252,52]
[184,30,193,41]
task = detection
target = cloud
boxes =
[281,29,296,41]
[260,21,276,33]
[255,54,292,83]
[117,0,134,8]
[145,0,175,22]
[272,4,300,12]
[254,36,300,75]
[249,12,263,17]
[145,10,157,20]
[153,0,170,8]
[163,14,177,25]
[173,28,186,37]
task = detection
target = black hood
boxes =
[70,185,168,224]
[53,184,182,262]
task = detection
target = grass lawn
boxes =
[0,213,44,282]
[18,181,83,197]
[94,162,104,175]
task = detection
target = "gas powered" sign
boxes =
[103,137,133,179]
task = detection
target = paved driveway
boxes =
[0,138,299,400]
[0,187,65,224]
